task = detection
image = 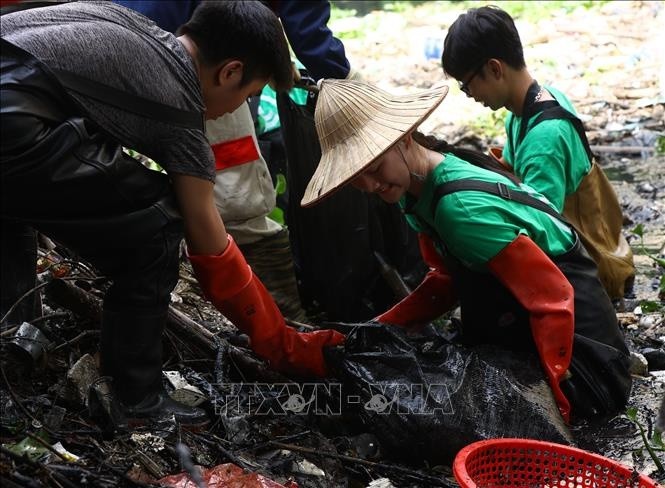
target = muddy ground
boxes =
[1,1,664,487]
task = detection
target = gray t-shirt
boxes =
[1,1,215,181]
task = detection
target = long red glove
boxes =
[487,234,574,422]
[188,237,345,377]
[376,233,457,327]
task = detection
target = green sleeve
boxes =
[513,123,569,211]
[505,88,590,211]
[433,192,523,269]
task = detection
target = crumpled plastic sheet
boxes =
[324,323,574,465]
[158,462,298,488]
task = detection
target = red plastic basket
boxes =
[453,438,660,488]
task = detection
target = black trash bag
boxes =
[276,89,426,322]
[324,323,574,465]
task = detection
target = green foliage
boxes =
[330,0,608,26]
[639,300,663,314]
[329,8,384,40]
[382,2,416,13]
[274,173,287,195]
[655,136,665,156]
[331,0,430,18]
[268,173,287,226]
[499,1,606,23]
[632,224,665,269]
[467,109,508,141]
[654,431,665,450]
[624,407,665,473]
[330,4,357,21]
[268,206,285,226]
[123,148,164,173]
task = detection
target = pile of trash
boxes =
[2,254,663,486]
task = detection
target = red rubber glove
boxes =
[488,234,574,422]
[188,237,345,377]
[376,234,457,327]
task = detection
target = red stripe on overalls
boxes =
[212,135,260,171]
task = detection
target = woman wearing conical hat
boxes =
[302,79,631,424]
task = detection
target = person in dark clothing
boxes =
[115,0,356,80]
[1,0,344,428]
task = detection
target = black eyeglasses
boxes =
[458,61,486,95]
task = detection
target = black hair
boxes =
[178,0,293,91]
[441,5,525,80]
[412,131,521,185]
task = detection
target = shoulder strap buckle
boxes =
[497,182,511,200]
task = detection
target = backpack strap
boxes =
[532,106,594,163]
[511,81,594,164]
[431,179,570,226]
[51,68,204,130]
[1,36,203,131]
[514,80,560,146]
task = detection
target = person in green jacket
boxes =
[301,79,631,423]
[441,5,634,302]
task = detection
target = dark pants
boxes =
[1,41,183,404]
[445,238,632,421]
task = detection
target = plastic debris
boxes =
[367,478,397,488]
[290,458,325,477]
[130,432,166,452]
[7,322,51,365]
[164,370,206,407]
[52,442,80,462]
[3,435,52,463]
[63,353,99,407]
[325,323,573,465]
[158,462,298,488]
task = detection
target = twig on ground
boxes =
[266,441,456,487]
[51,330,99,353]
[25,432,69,463]
[0,365,56,437]
[1,275,102,326]
[197,433,257,472]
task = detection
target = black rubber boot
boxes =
[123,392,209,427]
[88,376,128,438]
[101,308,209,428]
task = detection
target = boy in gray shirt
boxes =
[1,0,344,428]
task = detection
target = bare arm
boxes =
[171,174,228,255]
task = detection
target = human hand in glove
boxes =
[376,233,457,328]
[188,236,345,377]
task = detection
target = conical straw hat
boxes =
[301,79,449,207]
